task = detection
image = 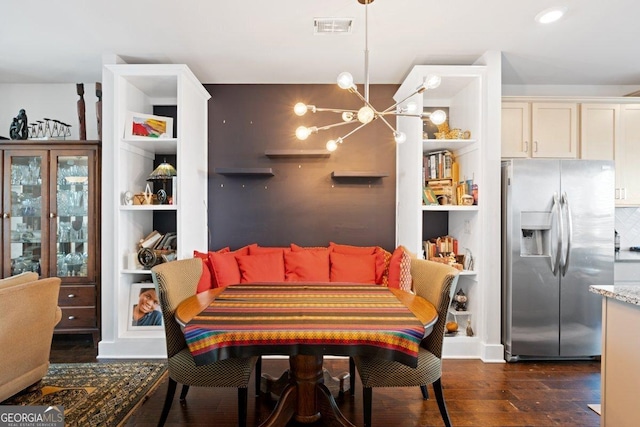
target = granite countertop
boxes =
[615,249,640,263]
[590,285,640,306]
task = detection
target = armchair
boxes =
[0,273,62,402]
[354,258,460,427]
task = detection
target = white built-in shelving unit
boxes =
[395,61,503,361]
[99,64,210,358]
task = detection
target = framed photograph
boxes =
[124,111,174,140]
[128,283,163,331]
[423,186,439,206]
[422,107,449,139]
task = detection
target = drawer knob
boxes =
[68,294,76,298]
[68,316,76,320]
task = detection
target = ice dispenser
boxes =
[520,211,552,256]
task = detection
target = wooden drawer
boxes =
[57,307,96,329]
[58,285,96,307]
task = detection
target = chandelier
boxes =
[294,0,446,152]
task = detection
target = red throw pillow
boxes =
[208,251,242,288]
[234,243,257,256]
[249,245,291,256]
[207,244,258,287]
[193,256,213,293]
[329,242,386,284]
[329,252,376,284]
[285,250,330,282]
[195,247,231,290]
[387,246,405,289]
[236,252,286,283]
[290,243,329,252]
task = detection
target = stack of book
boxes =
[138,230,177,254]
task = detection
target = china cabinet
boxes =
[0,140,100,344]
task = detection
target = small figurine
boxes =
[10,109,28,140]
[465,318,474,337]
[454,288,467,311]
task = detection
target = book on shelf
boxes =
[138,231,162,249]
[424,150,454,180]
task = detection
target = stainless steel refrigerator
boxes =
[501,159,614,361]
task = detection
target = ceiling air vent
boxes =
[314,18,353,34]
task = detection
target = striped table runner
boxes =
[184,283,426,367]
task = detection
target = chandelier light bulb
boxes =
[342,111,354,122]
[294,102,308,116]
[326,139,338,152]
[429,109,447,125]
[394,131,407,144]
[295,126,311,140]
[357,106,375,124]
[424,74,442,90]
[337,72,354,90]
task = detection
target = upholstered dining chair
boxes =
[353,258,460,427]
[151,258,258,427]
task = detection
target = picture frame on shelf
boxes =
[128,283,163,331]
[423,186,439,206]
[124,111,173,140]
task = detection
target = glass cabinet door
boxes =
[5,151,49,277]
[54,153,92,279]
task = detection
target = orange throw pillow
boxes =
[329,242,386,284]
[207,244,258,288]
[193,256,213,293]
[249,245,291,256]
[290,243,329,252]
[236,252,286,283]
[329,252,376,284]
[285,250,330,282]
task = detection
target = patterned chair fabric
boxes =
[151,258,257,427]
[354,258,460,427]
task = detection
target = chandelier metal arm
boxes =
[376,114,398,134]
[380,86,426,115]
[313,107,360,114]
[338,120,371,142]
[315,120,361,132]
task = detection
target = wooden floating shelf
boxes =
[265,149,330,158]
[331,171,389,178]
[214,167,274,176]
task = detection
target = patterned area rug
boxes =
[1,361,167,427]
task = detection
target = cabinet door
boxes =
[617,104,640,205]
[50,149,97,282]
[2,150,51,277]
[531,103,578,158]
[501,102,530,158]
[580,104,619,161]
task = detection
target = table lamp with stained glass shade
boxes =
[147,159,176,204]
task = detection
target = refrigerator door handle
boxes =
[551,192,563,276]
[560,192,573,276]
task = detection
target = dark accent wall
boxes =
[205,84,399,251]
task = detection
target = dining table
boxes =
[175,282,438,427]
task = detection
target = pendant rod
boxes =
[364,0,369,102]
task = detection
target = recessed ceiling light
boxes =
[535,6,567,24]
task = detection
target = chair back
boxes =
[151,257,204,358]
[410,259,459,358]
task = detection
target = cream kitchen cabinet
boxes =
[616,104,640,205]
[579,103,640,205]
[502,102,578,158]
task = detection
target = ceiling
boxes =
[2,0,640,87]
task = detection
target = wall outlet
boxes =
[464,220,471,234]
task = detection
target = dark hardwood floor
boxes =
[51,335,601,426]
